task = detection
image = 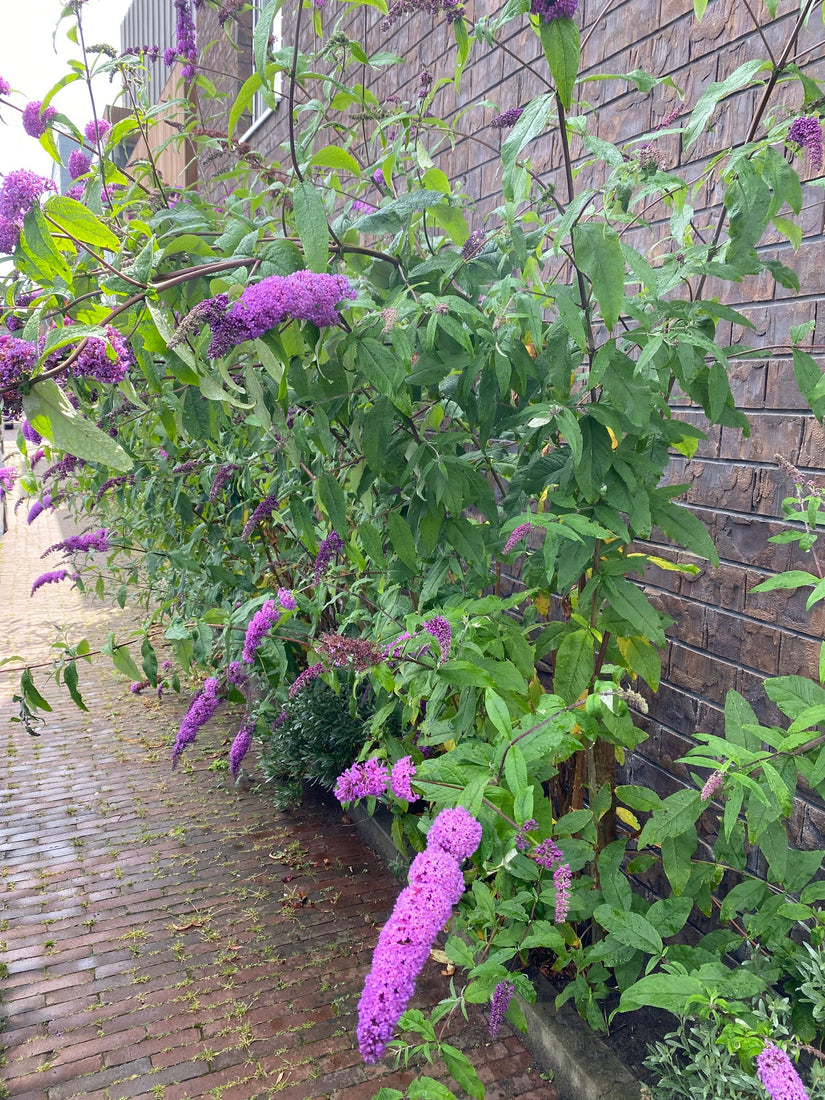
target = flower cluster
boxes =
[515,818,539,851]
[314,530,345,583]
[242,599,280,663]
[488,980,515,1039]
[530,0,578,17]
[0,171,56,255]
[788,115,823,173]
[700,769,725,801]
[357,807,481,1062]
[96,474,133,501]
[27,495,54,524]
[21,419,41,444]
[389,756,416,801]
[756,1043,810,1100]
[461,228,485,260]
[171,677,222,767]
[229,716,255,778]
[31,569,75,597]
[42,454,83,483]
[226,660,249,688]
[422,616,452,662]
[43,529,110,557]
[204,272,357,358]
[208,462,238,502]
[277,587,297,610]
[71,327,132,384]
[163,0,199,81]
[21,100,56,139]
[316,633,384,672]
[381,0,464,32]
[502,522,532,554]
[241,494,278,540]
[83,118,111,144]
[0,334,36,415]
[0,77,9,96]
[0,466,16,498]
[531,837,570,922]
[334,757,390,802]
[288,662,323,699]
[491,107,523,130]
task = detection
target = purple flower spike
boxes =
[426,806,482,861]
[68,149,91,180]
[390,756,416,801]
[242,599,280,663]
[532,837,563,869]
[83,118,111,144]
[756,1044,810,1100]
[314,530,345,583]
[21,419,41,444]
[503,523,532,554]
[531,0,578,18]
[26,494,54,524]
[0,77,10,96]
[788,116,824,173]
[422,616,451,662]
[30,569,72,597]
[0,170,55,225]
[171,677,221,767]
[553,863,571,923]
[334,757,389,803]
[0,466,16,493]
[288,662,323,700]
[241,495,278,540]
[489,981,515,1038]
[700,769,724,801]
[491,107,524,130]
[71,326,132,384]
[278,587,297,611]
[43,528,109,557]
[229,716,255,777]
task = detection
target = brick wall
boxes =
[178,1,825,810]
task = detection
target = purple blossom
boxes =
[515,818,539,851]
[30,569,73,596]
[71,326,132,383]
[165,0,199,81]
[316,633,383,671]
[68,149,91,180]
[130,680,149,693]
[700,769,725,801]
[390,756,416,801]
[83,118,111,144]
[352,200,377,215]
[426,806,482,861]
[553,862,571,923]
[532,837,563,869]
[65,184,85,202]
[278,587,297,610]
[226,660,249,688]
[21,101,56,139]
[205,272,357,358]
[0,466,17,493]
[0,218,19,254]
[43,528,110,557]
[314,530,345,583]
[21,419,41,444]
[422,616,451,662]
[171,677,222,767]
[229,716,255,778]
[208,462,238,501]
[385,631,413,659]
[489,981,515,1038]
[756,1044,810,1100]
[381,0,464,32]
[788,116,823,172]
[0,335,37,416]
[288,662,323,699]
[461,229,485,259]
[531,0,578,17]
[0,77,10,96]
[0,170,55,225]
[30,448,44,467]
[334,757,390,803]
[491,107,523,130]
[26,495,54,524]
[503,522,532,553]
[96,475,133,501]
[241,494,278,540]
[357,846,468,1063]
[242,599,280,663]
[42,454,83,484]
[272,709,289,729]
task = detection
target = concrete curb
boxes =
[348,801,643,1100]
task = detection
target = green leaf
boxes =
[501,93,555,191]
[441,1044,485,1100]
[19,203,72,285]
[316,474,348,538]
[254,0,281,110]
[387,511,419,572]
[21,669,52,712]
[352,190,447,235]
[292,180,329,273]
[600,576,665,647]
[43,194,121,252]
[751,570,818,593]
[553,629,594,703]
[308,145,362,176]
[792,348,825,423]
[684,59,769,149]
[63,660,88,711]
[110,645,142,682]
[594,905,663,956]
[766,676,825,721]
[539,17,580,110]
[406,1078,458,1100]
[638,788,703,847]
[356,336,410,412]
[651,500,718,565]
[504,744,528,796]
[485,689,513,736]
[572,222,625,331]
[23,380,133,472]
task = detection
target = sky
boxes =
[0,0,134,178]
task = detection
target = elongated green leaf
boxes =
[352,189,447,234]
[292,180,329,273]
[317,474,347,538]
[254,0,281,110]
[21,669,52,712]
[684,59,769,149]
[601,576,665,647]
[387,511,418,572]
[441,1044,485,1100]
[553,628,593,703]
[751,569,818,593]
[651,500,718,564]
[501,93,555,182]
[63,661,88,711]
[23,380,133,472]
[539,17,580,109]
[43,194,121,252]
[229,70,263,138]
[572,222,624,331]
[594,905,663,956]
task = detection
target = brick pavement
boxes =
[0,444,557,1100]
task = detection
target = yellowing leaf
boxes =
[606,426,619,450]
[442,739,456,751]
[534,594,551,616]
[616,806,640,831]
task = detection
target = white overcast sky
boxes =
[0,0,134,178]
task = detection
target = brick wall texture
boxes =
[134,1,825,817]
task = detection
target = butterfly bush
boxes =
[229,716,255,777]
[756,1044,810,1100]
[242,599,280,663]
[171,677,222,766]
[31,569,75,597]
[43,529,110,557]
[488,980,515,1038]
[357,808,481,1062]
[21,100,56,139]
